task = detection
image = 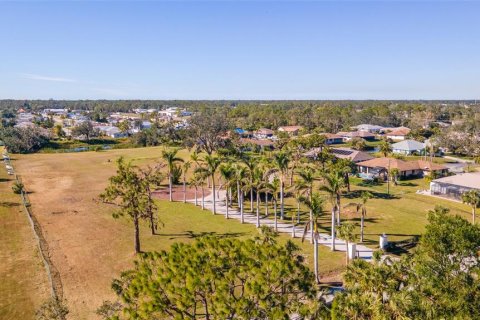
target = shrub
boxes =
[12,181,24,194]
[35,298,69,320]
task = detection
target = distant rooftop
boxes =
[391,139,425,151]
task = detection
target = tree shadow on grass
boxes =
[361,233,421,255]
[386,236,421,255]
[0,201,20,208]
[344,190,399,200]
[155,230,248,240]
[349,217,380,224]
[398,182,418,187]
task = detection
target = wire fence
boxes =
[3,151,65,313]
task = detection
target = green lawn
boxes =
[0,166,49,319]
[120,200,346,276]
[403,155,457,164]
[272,176,472,255]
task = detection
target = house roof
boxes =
[354,124,384,131]
[234,128,245,134]
[386,127,411,137]
[256,128,274,135]
[304,147,374,163]
[278,126,303,132]
[331,147,374,163]
[431,172,480,189]
[240,138,274,147]
[391,139,425,151]
[323,133,343,139]
[356,157,447,172]
[337,131,375,138]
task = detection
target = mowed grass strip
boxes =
[0,165,50,319]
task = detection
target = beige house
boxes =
[385,127,411,141]
[357,157,448,180]
[278,126,303,136]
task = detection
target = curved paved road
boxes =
[188,190,374,260]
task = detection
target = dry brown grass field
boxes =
[0,154,50,319]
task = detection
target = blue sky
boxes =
[0,1,479,100]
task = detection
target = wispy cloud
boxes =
[20,73,76,83]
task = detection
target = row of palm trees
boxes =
[160,147,373,282]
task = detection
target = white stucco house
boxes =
[391,139,426,155]
[430,172,480,200]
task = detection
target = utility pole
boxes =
[387,159,391,196]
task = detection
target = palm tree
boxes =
[295,166,316,243]
[161,149,184,202]
[261,176,281,231]
[189,174,200,206]
[300,192,325,283]
[270,177,281,232]
[320,170,345,251]
[390,168,400,186]
[260,173,271,218]
[197,155,222,214]
[219,163,235,219]
[252,167,265,228]
[462,190,480,224]
[182,161,191,203]
[272,152,290,220]
[241,155,257,213]
[193,168,208,210]
[344,191,372,242]
[334,158,354,192]
[379,140,392,157]
[315,146,332,171]
[233,164,247,223]
[259,156,272,217]
[287,143,303,186]
[337,222,357,265]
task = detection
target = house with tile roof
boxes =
[254,128,274,139]
[385,126,411,141]
[331,147,374,163]
[305,147,374,163]
[356,157,448,180]
[323,133,344,145]
[278,126,303,136]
